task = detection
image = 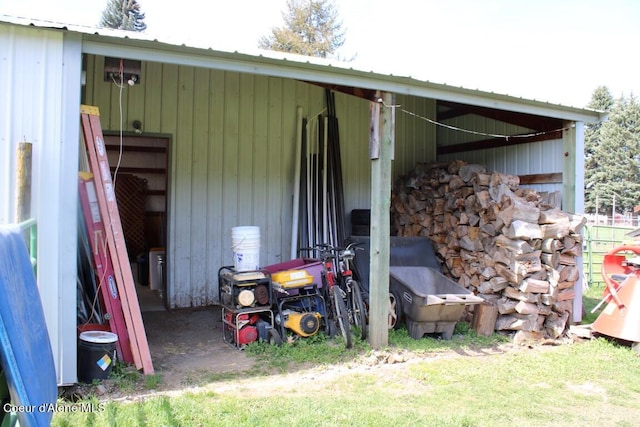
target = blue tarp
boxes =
[0,226,57,427]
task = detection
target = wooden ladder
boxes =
[80,105,154,375]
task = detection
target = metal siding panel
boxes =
[159,64,179,306]
[191,67,210,305]
[143,62,163,130]
[0,28,15,224]
[253,75,270,262]
[393,95,437,178]
[58,33,83,385]
[277,79,297,261]
[333,91,368,218]
[126,63,146,130]
[238,73,255,226]
[207,69,226,292]
[265,77,283,264]
[173,66,195,307]
[1,27,82,385]
[221,71,240,272]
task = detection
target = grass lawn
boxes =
[52,323,640,427]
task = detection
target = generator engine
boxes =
[277,310,321,337]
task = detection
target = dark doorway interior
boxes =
[104,133,170,311]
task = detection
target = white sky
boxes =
[1,0,638,108]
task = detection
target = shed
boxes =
[0,16,604,385]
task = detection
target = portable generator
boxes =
[270,268,327,339]
[276,310,322,337]
[218,267,271,309]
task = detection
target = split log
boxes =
[540,252,560,268]
[494,235,534,254]
[495,263,521,285]
[490,171,520,191]
[541,238,562,253]
[497,195,540,226]
[503,286,539,303]
[496,313,539,332]
[504,220,543,240]
[544,311,570,339]
[496,297,519,314]
[472,300,498,337]
[471,172,491,188]
[569,213,587,233]
[458,164,487,182]
[518,278,550,293]
[515,300,539,315]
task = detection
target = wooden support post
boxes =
[563,120,584,323]
[15,142,32,222]
[368,91,394,349]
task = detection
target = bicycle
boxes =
[301,243,368,348]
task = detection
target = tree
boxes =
[584,86,614,213]
[585,92,640,216]
[584,86,614,161]
[258,0,345,58]
[99,0,147,32]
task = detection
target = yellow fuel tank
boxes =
[283,311,321,337]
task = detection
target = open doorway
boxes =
[104,132,170,311]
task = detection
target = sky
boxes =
[1,0,639,108]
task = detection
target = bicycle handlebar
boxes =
[299,242,362,261]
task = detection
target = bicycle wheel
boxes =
[388,288,403,330]
[331,286,352,349]
[350,280,368,340]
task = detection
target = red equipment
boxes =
[592,245,640,345]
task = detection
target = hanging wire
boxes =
[377,98,571,141]
[112,59,126,189]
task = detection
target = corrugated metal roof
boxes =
[0,14,606,123]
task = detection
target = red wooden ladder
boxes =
[80,105,154,375]
[78,171,133,364]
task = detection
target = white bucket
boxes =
[231,226,261,271]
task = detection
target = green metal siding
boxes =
[84,56,441,307]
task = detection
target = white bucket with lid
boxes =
[231,226,261,271]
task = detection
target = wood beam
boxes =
[438,100,563,131]
[304,81,378,102]
[518,173,563,185]
[437,130,563,155]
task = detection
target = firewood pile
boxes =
[391,161,586,338]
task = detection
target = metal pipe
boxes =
[291,107,303,259]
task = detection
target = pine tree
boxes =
[584,86,614,212]
[258,0,345,58]
[585,93,640,216]
[99,0,147,32]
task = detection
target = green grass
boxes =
[53,322,640,427]
[582,281,608,324]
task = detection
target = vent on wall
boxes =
[104,57,142,85]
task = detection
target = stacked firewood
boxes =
[391,161,586,338]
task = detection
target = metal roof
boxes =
[1,14,605,123]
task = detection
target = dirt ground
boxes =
[143,306,262,389]
[67,304,575,403]
[67,306,255,399]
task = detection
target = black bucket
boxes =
[77,331,118,383]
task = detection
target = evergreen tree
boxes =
[258,0,345,58]
[584,86,614,212]
[100,0,147,32]
[585,94,640,216]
